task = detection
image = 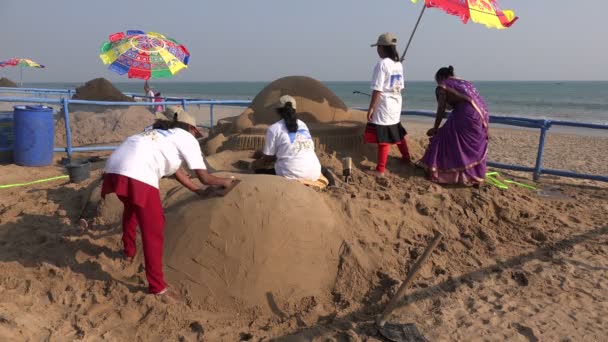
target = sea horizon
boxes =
[13,80,608,125]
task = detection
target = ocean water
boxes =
[29,81,608,124]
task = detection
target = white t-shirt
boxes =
[262,119,322,181]
[146,90,156,110]
[370,58,404,125]
[105,128,206,188]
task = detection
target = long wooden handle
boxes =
[377,231,443,326]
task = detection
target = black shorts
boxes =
[364,123,407,144]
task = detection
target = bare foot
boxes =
[156,287,185,303]
[121,253,134,268]
[365,169,385,178]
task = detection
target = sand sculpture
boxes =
[206,76,367,155]
[162,174,345,311]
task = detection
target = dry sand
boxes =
[0,78,18,88]
[0,118,606,340]
[54,106,156,147]
[163,175,344,313]
[0,78,607,342]
[72,78,135,103]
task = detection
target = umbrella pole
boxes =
[19,66,23,87]
[400,5,427,62]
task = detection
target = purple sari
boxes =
[420,78,489,184]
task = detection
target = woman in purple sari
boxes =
[419,66,489,185]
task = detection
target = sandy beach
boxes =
[0,98,606,341]
[2,0,607,338]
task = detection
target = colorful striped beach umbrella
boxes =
[0,58,45,86]
[401,0,518,60]
[99,30,190,80]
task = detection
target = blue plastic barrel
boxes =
[13,105,54,166]
[0,111,13,163]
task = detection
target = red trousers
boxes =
[101,174,166,294]
[376,139,411,173]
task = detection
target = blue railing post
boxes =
[62,97,73,160]
[533,120,551,181]
[181,98,187,111]
[210,104,215,129]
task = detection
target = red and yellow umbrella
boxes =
[402,0,518,60]
[412,0,517,29]
[0,58,45,86]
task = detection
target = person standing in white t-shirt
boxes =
[102,111,237,300]
[144,80,156,112]
[364,32,411,177]
[253,95,334,186]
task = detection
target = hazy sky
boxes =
[1,0,606,82]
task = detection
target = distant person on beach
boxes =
[153,92,164,113]
[101,111,238,300]
[364,32,411,177]
[144,80,156,111]
[252,95,335,187]
[418,66,489,185]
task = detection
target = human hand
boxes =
[195,186,215,197]
[367,111,373,122]
[222,177,237,188]
[218,178,240,196]
[426,128,438,137]
[252,150,263,159]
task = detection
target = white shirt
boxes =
[370,58,404,125]
[263,119,322,181]
[146,90,156,110]
[105,128,206,188]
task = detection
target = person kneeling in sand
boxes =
[252,95,334,187]
[101,111,237,300]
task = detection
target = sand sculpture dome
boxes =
[244,75,351,125]
[208,76,367,154]
[162,175,344,311]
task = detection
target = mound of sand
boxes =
[162,174,345,312]
[0,77,18,87]
[54,106,155,147]
[72,78,134,103]
[1,140,608,340]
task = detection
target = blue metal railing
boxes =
[403,110,607,182]
[0,88,606,183]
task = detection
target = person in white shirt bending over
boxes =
[253,95,334,186]
[101,111,237,300]
[364,32,411,177]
